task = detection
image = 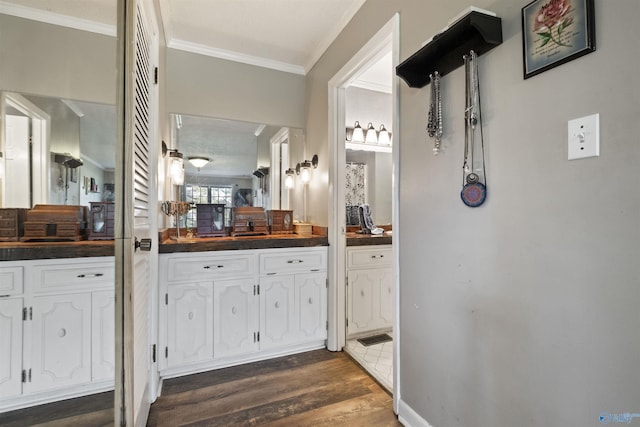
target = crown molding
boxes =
[0,1,116,37]
[168,39,305,75]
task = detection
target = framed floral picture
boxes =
[522,0,595,79]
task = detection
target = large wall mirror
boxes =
[1,91,115,209]
[168,113,302,228]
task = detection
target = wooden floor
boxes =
[0,350,400,427]
[148,349,400,426]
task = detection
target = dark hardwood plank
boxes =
[0,391,113,427]
[147,349,400,427]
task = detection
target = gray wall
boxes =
[307,1,640,426]
[0,14,116,104]
[166,49,305,129]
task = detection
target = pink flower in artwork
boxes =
[532,0,574,48]
[534,0,571,30]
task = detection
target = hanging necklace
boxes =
[461,51,487,207]
[427,71,443,155]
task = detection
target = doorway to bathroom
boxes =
[327,13,399,404]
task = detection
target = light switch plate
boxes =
[568,113,599,160]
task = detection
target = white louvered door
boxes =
[116,0,159,425]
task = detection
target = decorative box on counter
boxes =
[231,207,268,236]
[21,204,88,242]
[197,203,227,237]
[267,210,293,234]
[0,208,28,242]
[294,222,313,236]
[88,202,115,240]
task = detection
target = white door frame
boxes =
[327,13,400,411]
[1,92,50,207]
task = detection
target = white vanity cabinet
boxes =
[0,257,115,412]
[258,249,328,350]
[0,297,23,399]
[166,283,214,368]
[346,245,393,337]
[159,247,327,377]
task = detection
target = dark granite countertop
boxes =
[0,240,115,261]
[346,232,392,246]
[159,233,329,253]
[0,234,329,261]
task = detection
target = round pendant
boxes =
[461,182,486,207]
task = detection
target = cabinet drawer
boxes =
[347,246,393,269]
[167,254,255,282]
[32,261,114,293]
[260,249,327,275]
[0,266,23,295]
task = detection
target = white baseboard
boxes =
[397,398,434,427]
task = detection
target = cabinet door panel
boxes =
[347,270,376,336]
[214,278,258,359]
[0,298,22,398]
[92,290,115,381]
[28,293,92,393]
[260,275,295,349]
[296,272,327,341]
[167,283,213,367]
[378,269,394,328]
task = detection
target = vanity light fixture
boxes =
[365,122,377,144]
[188,156,210,170]
[295,154,319,184]
[377,124,391,146]
[162,141,185,185]
[284,168,295,189]
[351,121,365,143]
[169,150,184,185]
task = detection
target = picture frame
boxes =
[522,0,595,79]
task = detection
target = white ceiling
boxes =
[0,0,368,75]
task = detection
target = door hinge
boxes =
[120,406,127,427]
[21,369,26,382]
[165,293,168,305]
[346,318,349,328]
[23,307,27,321]
[326,278,329,288]
[165,347,168,358]
[257,331,260,342]
[257,284,260,295]
[326,320,328,330]
[345,277,348,286]
[154,67,159,84]
[151,344,156,363]
[28,368,31,382]
[29,307,32,320]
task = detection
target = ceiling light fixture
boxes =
[188,156,210,170]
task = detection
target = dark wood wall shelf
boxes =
[396,11,502,88]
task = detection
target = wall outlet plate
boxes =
[568,113,599,160]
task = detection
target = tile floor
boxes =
[345,334,393,392]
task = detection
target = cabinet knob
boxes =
[58,328,66,338]
[188,312,194,320]
[361,290,365,297]
[308,297,313,305]
[274,301,280,309]
[231,306,237,315]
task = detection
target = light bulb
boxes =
[285,174,294,189]
[352,121,364,143]
[301,167,310,183]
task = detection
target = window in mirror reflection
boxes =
[184,184,233,228]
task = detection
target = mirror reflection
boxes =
[1,92,115,209]
[169,113,299,229]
